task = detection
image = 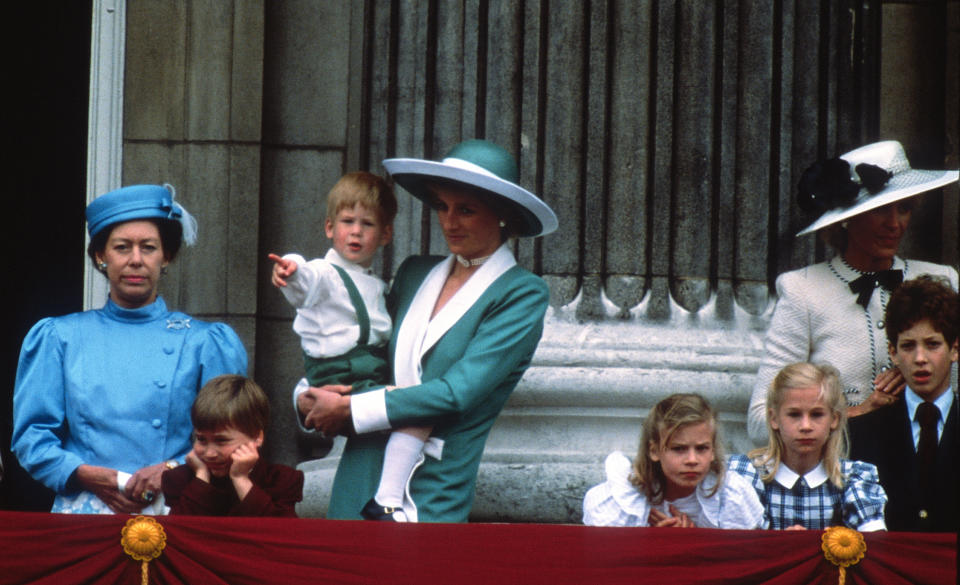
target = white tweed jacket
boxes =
[747,256,958,444]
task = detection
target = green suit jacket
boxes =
[327,255,549,522]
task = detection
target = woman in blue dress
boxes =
[12,184,248,514]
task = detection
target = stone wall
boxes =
[112,0,959,522]
[119,0,264,365]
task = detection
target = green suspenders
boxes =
[331,264,370,345]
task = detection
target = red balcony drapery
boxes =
[0,511,954,585]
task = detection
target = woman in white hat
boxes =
[296,139,557,522]
[747,141,959,444]
[12,184,248,514]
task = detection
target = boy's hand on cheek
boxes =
[229,442,259,501]
[229,441,260,478]
[186,451,210,483]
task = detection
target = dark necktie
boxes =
[916,402,939,485]
[848,269,903,308]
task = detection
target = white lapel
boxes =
[393,244,516,387]
[394,257,452,387]
[421,244,516,356]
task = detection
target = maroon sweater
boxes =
[162,461,304,517]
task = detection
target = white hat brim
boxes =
[796,168,958,236]
[383,158,558,237]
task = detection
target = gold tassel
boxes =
[821,526,866,585]
[121,516,167,585]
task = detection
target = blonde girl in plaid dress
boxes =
[730,362,887,530]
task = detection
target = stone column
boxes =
[120,0,265,373]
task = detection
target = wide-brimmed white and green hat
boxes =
[796,140,958,236]
[382,139,558,237]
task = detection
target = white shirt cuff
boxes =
[292,378,317,433]
[858,518,886,532]
[351,388,391,434]
[117,471,131,492]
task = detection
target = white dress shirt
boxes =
[279,248,391,358]
[904,386,954,448]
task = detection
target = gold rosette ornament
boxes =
[821,526,866,585]
[121,516,167,585]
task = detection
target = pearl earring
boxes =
[98,262,108,271]
[499,220,506,228]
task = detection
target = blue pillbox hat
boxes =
[86,184,197,245]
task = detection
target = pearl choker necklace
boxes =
[456,254,492,268]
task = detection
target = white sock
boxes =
[374,432,426,508]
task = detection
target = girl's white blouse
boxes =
[582,451,766,529]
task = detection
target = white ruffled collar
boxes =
[603,451,722,526]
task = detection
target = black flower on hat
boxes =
[797,159,859,213]
[854,163,892,194]
[797,158,892,214]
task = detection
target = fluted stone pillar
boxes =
[119,0,264,365]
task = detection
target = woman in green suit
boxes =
[296,139,557,522]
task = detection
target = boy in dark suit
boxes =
[848,275,958,531]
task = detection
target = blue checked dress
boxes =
[728,454,887,531]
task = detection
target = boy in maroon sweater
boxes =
[162,375,303,516]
